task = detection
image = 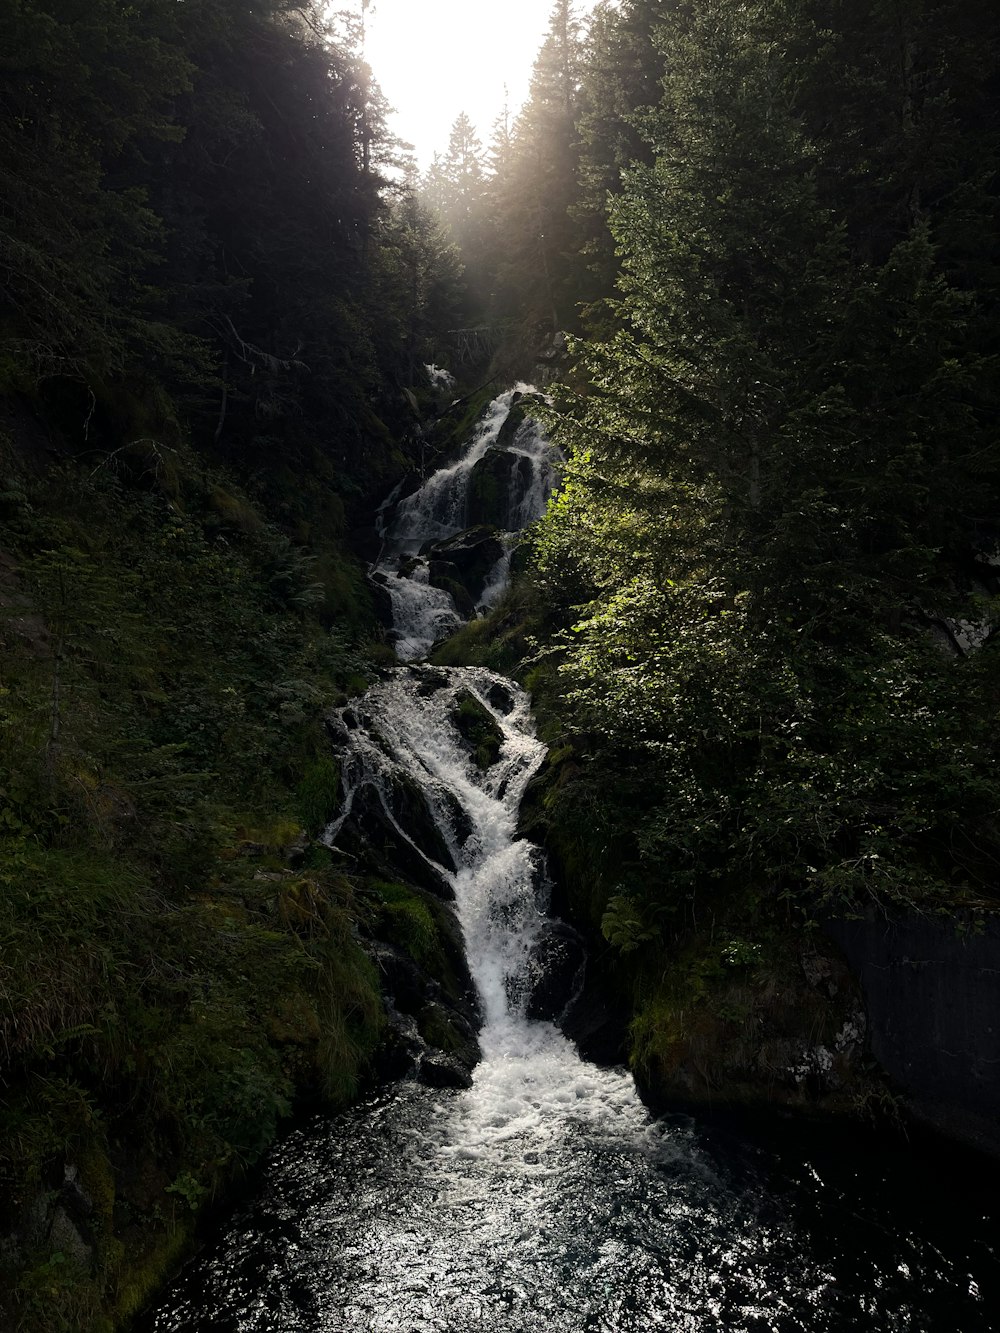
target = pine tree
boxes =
[492,0,586,332]
[536,0,1000,926]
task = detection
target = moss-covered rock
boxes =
[420,527,504,604]
[628,932,872,1114]
[451,689,504,769]
[366,880,481,1082]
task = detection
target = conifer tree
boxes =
[492,0,586,332]
[537,0,1000,927]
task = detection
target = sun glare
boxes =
[364,0,592,168]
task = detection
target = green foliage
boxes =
[601,892,660,954]
[0,438,394,1327]
[527,0,1000,944]
[452,690,504,769]
[372,881,440,967]
[296,757,342,836]
[316,924,384,1107]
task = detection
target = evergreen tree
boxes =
[537,0,1000,933]
[492,0,586,332]
[573,0,666,321]
[439,111,487,234]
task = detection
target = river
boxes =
[142,387,999,1332]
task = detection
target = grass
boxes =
[0,429,392,1331]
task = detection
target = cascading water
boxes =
[143,391,999,1333]
[373,385,559,660]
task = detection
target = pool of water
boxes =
[141,1069,998,1332]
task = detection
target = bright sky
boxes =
[364,0,597,169]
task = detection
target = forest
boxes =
[1,0,999,1328]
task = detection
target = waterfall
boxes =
[372,386,559,661]
[329,385,667,1159]
[143,389,1000,1333]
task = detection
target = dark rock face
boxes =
[828,913,1000,1155]
[334,778,455,900]
[420,527,504,605]
[417,1051,474,1090]
[368,907,482,1090]
[466,448,534,530]
[451,689,504,770]
[367,572,394,629]
[414,667,450,696]
[486,681,515,715]
[524,922,586,1023]
[427,559,476,616]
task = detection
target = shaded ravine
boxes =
[142,390,1000,1332]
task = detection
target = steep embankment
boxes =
[0,378,548,1330]
[0,0,473,1325]
[425,0,1000,1155]
[0,403,392,1330]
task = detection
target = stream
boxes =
[143,388,1000,1332]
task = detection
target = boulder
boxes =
[427,560,476,616]
[417,1051,474,1090]
[335,779,455,900]
[524,922,586,1023]
[367,574,394,629]
[486,680,516,715]
[419,527,504,603]
[451,689,504,770]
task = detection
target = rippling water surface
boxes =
[143,1063,998,1332]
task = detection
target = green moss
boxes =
[296,756,342,835]
[317,926,384,1106]
[109,1220,193,1326]
[451,690,504,769]
[208,486,264,535]
[417,1002,464,1053]
[372,881,440,965]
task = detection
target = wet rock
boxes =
[451,689,504,770]
[419,527,504,603]
[367,575,394,628]
[325,715,352,747]
[560,978,630,1067]
[417,1000,480,1070]
[428,560,476,616]
[465,449,511,529]
[486,681,516,715]
[525,923,586,1023]
[378,770,457,870]
[371,941,433,1016]
[369,935,480,1086]
[417,1051,474,1090]
[494,401,526,450]
[828,912,1000,1156]
[335,785,455,900]
[437,785,475,847]
[373,1002,425,1081]
[396,554,421,579]
[413,667,450,696]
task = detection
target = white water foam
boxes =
[373,386,559,660]
[329,667,674,1175]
